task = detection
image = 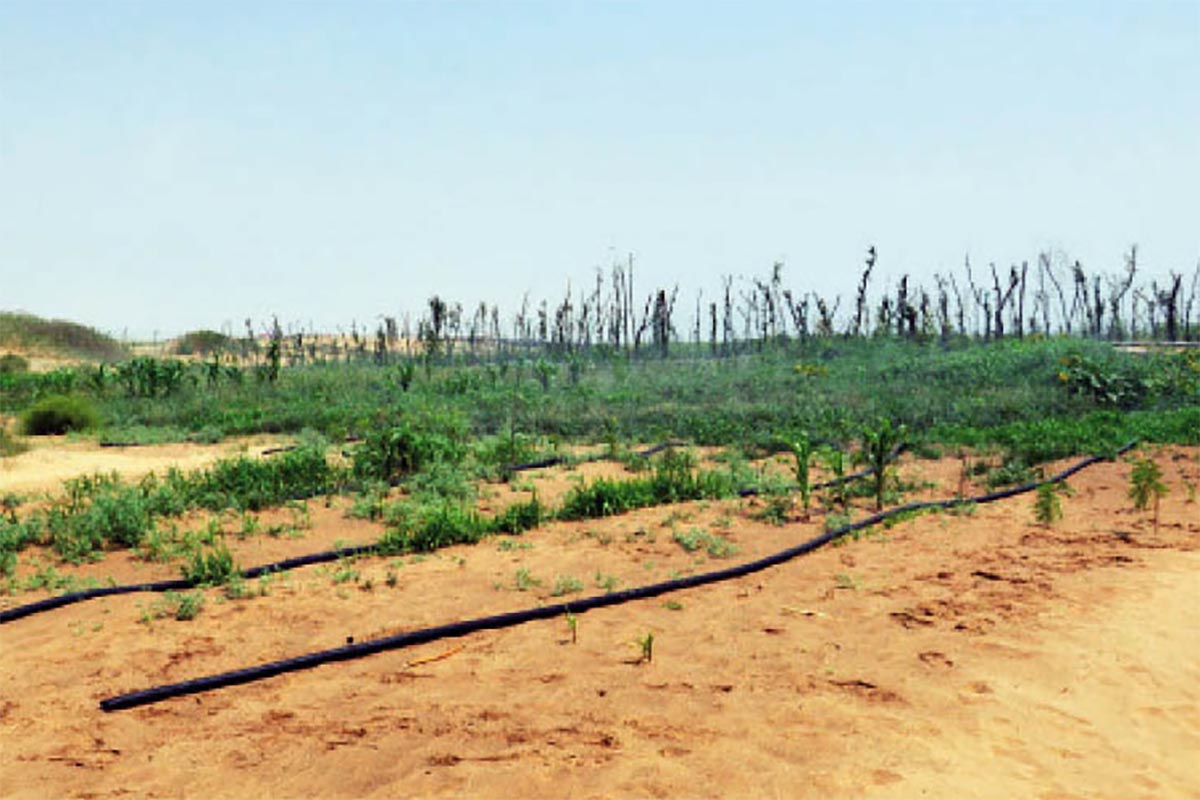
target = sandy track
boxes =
[0,435,290,497]
[1,448,1198,798]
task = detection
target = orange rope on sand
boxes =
[405,644,465,668]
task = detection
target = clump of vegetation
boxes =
[182,542,238,586]
[142,590,205,623]
[1032,481,1068,526]
[858,418,906,511]
[787,432,813,517]
[551,575,584,597]
[352,414,467,485]
[513,568,541,591]
[0,353,29,374]
[20,394,100,435]
[672,527,737,558]
[753,492,793,526]
[558,450,734,520]
[173,330,232,356]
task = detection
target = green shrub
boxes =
[352,414,467,485]
[20,394,100,435]
[182,543,238,585]
[378,500,486,553]
[0,353,29,374]
[173,329,231,356]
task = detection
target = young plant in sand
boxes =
[637,632,654,663]
[1128,457,1168,533]
[1032,481,1067,527]
[787,432,813,519]
[858,418,907,512]
[565,610,578,644]
[821,447,848,510]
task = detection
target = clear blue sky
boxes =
[1,1,1196,339]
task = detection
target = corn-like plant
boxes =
[788,432,813,518]
[858,418,906,511]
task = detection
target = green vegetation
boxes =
[141,590,205,623]
[637,631,654,663]
[1,294,1198,587]
[0,353,29,374]
[0,445,337,569]
[551,575,585,597]
[1128,457,1169,532]
[172,330,232,356]
[20,394,100,435]
[181,543,238,586]
[1032,482,1067,526]
[788,432,813,517]
[672,527,738,558]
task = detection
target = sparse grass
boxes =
[594,572,620,593]
[551,575,584,597]
[672,527,738,558]
[514,568,540,591]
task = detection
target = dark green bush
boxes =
[0,353,29,374]
[352,414,467,485]
[21,394,100,435]
[182,543,238,585]
[173,330,231,356]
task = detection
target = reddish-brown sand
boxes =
[1,444,1198,799]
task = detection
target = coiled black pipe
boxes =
[0,441,898,625]
[98,441,1134,712]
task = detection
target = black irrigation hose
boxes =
[0,442,902,625]
[504,440,690,474]
[0,545,379,625]
[97,440,1136,712]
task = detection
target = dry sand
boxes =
[1,445,1198,799]
[0,435,290,498]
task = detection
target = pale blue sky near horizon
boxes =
[1,1,1197,340]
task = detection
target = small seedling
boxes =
[638,632,654,663]
[551,575,584,597]
[565,611,578,644]
[663,600,684,611]
[833,572,859,591]
[1128,458,1168,533]
[1032,481,1066,527]
[595,573,619,593]
[514,568,541,591]
[788,432,813,518]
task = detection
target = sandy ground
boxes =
[1,445,1198,799]
[0,435,291,498]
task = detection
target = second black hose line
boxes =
[0,544,380,624]
[98,442,1133,712]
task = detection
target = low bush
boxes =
[0,353,29,374]
[20,394,100,435]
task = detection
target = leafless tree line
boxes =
[232,247,1200,365]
